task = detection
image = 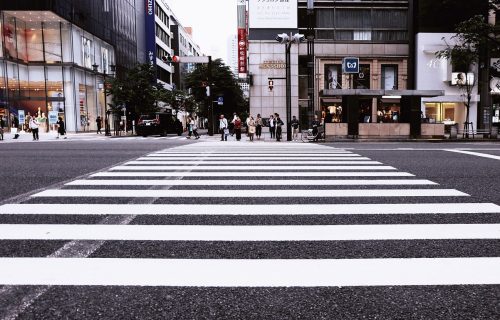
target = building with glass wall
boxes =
[0,0,140,133]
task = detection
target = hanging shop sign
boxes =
[145,0,156,66]
[238,28,247,74]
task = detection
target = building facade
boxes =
[0,0,140,133]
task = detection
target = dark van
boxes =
[136,113,183,137]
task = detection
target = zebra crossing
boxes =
[0,142,500,314]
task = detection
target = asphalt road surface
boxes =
[0,136,499,319]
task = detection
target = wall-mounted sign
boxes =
[259,60,286,69]
[238,28,247,74]
[48,111,58,124]
[145,0,156,66]
[249,0,297,29]
[490,77,500,94]
[342,57,359,74]
[451,72,474,86]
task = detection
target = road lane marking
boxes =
[66,179,437,186]
[90,171,415,177]
[142,156,367,160]
[1,257,499,286]
[32,189,469,198]
[446,149,500,161]
[125,160,382,165]
[109,165,397,171]
[1,224,498,241]
[1,203,497,215]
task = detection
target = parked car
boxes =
[136,113,183,137]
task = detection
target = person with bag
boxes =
[56,116,67,139]
[311,115,321,142]
[190,117,200,139]
[255,114,263,140]
[291,115,300,141]
[96,116,103,134]
[275,113,284,142]
[247,116,256,142]
[29,114,40,141]
[0,115,5,141]
[219,114,228,141]
[269,114,275,139]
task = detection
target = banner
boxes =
[238,28,247,74]
[145,0,156,66]
[249,0,297,29]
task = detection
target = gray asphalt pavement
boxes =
[0,138,499,319]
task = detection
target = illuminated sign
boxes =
[249,0,297,29]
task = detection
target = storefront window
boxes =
[26,21,44,62]
[324,65,342,89]
[43,21,62,63]
[359,99,372,123]
[381,65,398,90]
[322,104,343,123]
[424,102,460,124]
[377,103,400,123]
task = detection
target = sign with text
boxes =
[145,0,156,66]
[238,28,247,74]
[342,57,359,74]
[249,0,297,29]
[18,110,25,124]
[48,111,58,124]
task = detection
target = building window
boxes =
[353,31,371,41]
[377,102,401,123]
[424,103,458,124]
[353,65,370,89]
[324,65,342,89]
[381,65,398,90]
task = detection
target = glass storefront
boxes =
[423,102,463,124]
[0,11,115,133]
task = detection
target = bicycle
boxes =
[301,127,325,142]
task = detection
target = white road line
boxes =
[1,257,499,286]
[1,203,497,215]
[125,160,382,165]
[109,165,397,171]
[32,189,469,198]
[1,224,498,241]
[66,179,437,186]
[153,152,353,155]
[143,156,366,159]
[446,149,500,161]
[90,171,415,177]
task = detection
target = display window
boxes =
[423,102,460,124]
[358,99,372,123]
[377,103,400,123]
[324,64,342,89]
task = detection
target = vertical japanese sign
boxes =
[237,0,247,75]
[145,0,156,66]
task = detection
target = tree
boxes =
[108,63,170,115]
[435,15,495,136]
[184,58,248,120]
[159,89,200,116]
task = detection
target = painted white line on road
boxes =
[125,160,382,165]
[67,179,437,186]
[90,171,415,177]
[1,203,497,215]
[143,156,366,160]
[109,165,397,171]
[446,149,500,161]
[1,224,498,241]
[32,189,468,198]
[1,257,499,286]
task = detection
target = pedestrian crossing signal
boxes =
[268,80,274,91]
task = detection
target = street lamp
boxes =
[93,63,116,136]
[275,33,305,141]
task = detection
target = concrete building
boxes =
[227,34,238,76]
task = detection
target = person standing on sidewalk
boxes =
[219,114,228,141]
[0,115,5,140]
[56,117,67,139]
[291,115,300,141]
[29,114,40,141]
[234,116,242,141]
[275,113,284,142]
[247,116,256,142]
[96,116,102,134]
[255,114,263,140]
[269,114,275,139]
[190,117,200,139]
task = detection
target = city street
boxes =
[0,138,499,319]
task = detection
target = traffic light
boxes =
[161,54,179,63]
[206,85,210,97]
[268,79,274,91]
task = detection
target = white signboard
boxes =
[249,0,298,29]
[48,111,58,124]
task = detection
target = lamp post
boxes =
[275,33,305,141]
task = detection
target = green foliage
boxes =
[184,58,248,118]
[108,63,170,114]
[160,89,200,114]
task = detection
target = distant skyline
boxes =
[166,0,238,64]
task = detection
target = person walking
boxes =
[247,116,256,141]
[275,113,284,142]
[234,116,242,141]
[291,115,300,141]
[219,114,228,141]
[186,116,193,139]
[255,114,263,140]
[96,116,102,134]
[269,114,275,139]
[56,116,67,139]
[190,117,200,139]
[29,114,40,141]
[229,112,237,136]
[311,115,321,142]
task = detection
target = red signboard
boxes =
[238,28,247,74]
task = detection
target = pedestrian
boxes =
[56,116,67,139]
[219,114,228,141]
[269,114,275,139]
[311,114,321,142]
[275,113,284,142]
[13,116,20,139]
[255,114,263,140]
[234,116,242,141]
[229,112,237,136]
[186,116,193,139]
[291,115,300,141]
[96,116,102,134]
[29,114,40,141]
[190,117,200,139]
[0,115,5,140]
[247,116,256,141]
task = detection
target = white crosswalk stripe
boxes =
[0,141,499,290]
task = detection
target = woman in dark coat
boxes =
[56,117,67,139]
